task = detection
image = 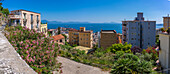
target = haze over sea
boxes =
[48,23,163,34]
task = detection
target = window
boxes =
[87,34,88,36]
[37,15,39,20]
[60,39,62,42]
[148,43,150,45]
[23,13,26,19]
[148,27,150,29]
[31,14,33,21]
[131,38,134,40]
[31,24,33,29]
[87,38,88,40]
[86,42,88,44]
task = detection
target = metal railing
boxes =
[9,15,21,19]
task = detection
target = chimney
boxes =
[80,27,85,32]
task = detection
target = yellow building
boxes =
[41,23,48,36]
[69,27,93,48]
[163,15,170,30]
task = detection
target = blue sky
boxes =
[2,0,170,24]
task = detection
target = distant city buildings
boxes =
[122,12,156,49]
[52,34,65,45]
[69,27,93,48]
[100,30,117,49]
[163,14,170,30]
[9,9,41,31]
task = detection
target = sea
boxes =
[48,24,163,34]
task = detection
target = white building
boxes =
[122,12,156,49]
[9,9,41,31]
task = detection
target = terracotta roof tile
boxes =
[52,34,65,41]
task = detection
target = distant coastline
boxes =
[47,23,163,34]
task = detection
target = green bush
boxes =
[106,42,132,53]
[111,53,153,74]
[114,51,124,59]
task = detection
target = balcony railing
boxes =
[31,19,34,24]
[9,15,21,19]
[37,19,39,23]
[23,18,27,23]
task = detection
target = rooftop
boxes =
[48,29,56,32]
[11,9,40,14]
[69,29,93,33]
[52,34,65,41]
[101,30,116,33]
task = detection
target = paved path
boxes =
[57,56,109,74]
[0,31,37,74]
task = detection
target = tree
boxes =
[62,34,67,42]
[58,27,61,34]
[110,53,153,74]
[160,28,164,32]
[0,0,4,11]
[0,5,3,11]
[2,8,9,16]
[131,46,143,54]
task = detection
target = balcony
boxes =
[23,18,27,23]
[122,24,127,26]
[37,19,39,23]
[9,15,21,19]
[31,19,34,24]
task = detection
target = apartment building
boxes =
[122,12,156,49]
[9,9,41,31]
[163,14,170,30]
[69,27,93,48]
[41,23,48,36]
[100,30,118,49]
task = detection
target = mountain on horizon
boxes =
[41,20,120,24]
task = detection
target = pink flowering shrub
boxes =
[5,26,62,74]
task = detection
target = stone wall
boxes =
[0,31,37,74]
